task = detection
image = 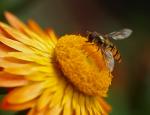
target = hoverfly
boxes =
[87,28,132,72]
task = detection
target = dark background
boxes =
[0,0,150,115]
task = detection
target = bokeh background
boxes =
[0,0,150,115]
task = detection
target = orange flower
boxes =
[0,12,112,115]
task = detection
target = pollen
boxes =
[55,35,112,96]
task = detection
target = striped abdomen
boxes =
[108,45,122,63]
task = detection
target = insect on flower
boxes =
[87,28,133,72]
[0,12,113,115]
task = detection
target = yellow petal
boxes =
[1,64,37,75]
[5,12,54,48]
[31,65,58,75]
[62,85,73,115]
[0,59,35,75]
[5,83,45,104]
[0,58,51,75]
[27,20,56,49]
[5,12,53,49]
[72,91,80,115]
[30,47,51,58]
[25,73,49,81]
[46,105,62,115]
[23,27,55,49]
[44,77,59,89]
[85,96,94,115]
[5,52,50,65]
[0,36,34,53]
[0,22,50,53]
[92,97,102,115]
[37,89,52,110]
[48,78,66,108]
[78,94,87,115]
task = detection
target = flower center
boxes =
[55,35,112,96]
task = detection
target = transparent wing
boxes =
[103,50,114,72]
[108,28,132,40]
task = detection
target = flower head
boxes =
[0,12,112,115]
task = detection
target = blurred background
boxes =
[0,0,150,115]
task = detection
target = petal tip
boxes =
[4,11,13,19]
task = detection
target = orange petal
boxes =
[27,107,46,115]
[27,20,47,37]
[0,72,28,87]
[4,11,26,30]
[5,83,45,104]
[99,98,111,114]
[27,107,35,115]
[0,59,37,75]
[0,42,13,57]
[5,12,54,49]
[27,20,56,47]
[45,28,57,44]
[1,98,36,111]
